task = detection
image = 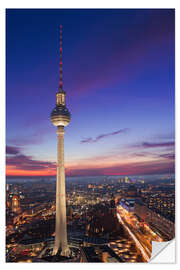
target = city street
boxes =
[116,205,163,262]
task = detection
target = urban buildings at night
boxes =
[6,175,175,262]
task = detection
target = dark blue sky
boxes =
[6,9,175,176]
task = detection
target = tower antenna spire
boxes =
[59,25,63,91]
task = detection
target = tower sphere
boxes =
[51,103,71,127]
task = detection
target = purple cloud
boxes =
[6,145,21,155]
[159,153,175,160]
[81,128,129,143]
[68,159,175,177]
[142,142,175,148]
[6,145,56,171]
[6,154,56,171]
[131,141,175,149]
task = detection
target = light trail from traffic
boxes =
[117,212,150,261]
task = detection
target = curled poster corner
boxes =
[149,239,175,263]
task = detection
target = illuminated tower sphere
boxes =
[50,25,71,257]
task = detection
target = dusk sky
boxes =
[6,9,175,177]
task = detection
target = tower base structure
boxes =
[52,244,70,257]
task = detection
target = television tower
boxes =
[50,25,71,256]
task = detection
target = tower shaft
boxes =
[53,126,69,256]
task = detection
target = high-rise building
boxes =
[6,183,9,192]
[11,195,21,213]
[50,25,71,257]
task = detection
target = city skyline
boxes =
[6,9,175,177]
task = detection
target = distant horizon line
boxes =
[6,172,175,179]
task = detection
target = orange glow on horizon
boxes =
[6,157,174,177]
[6,166,129,177]
[6,166,56,177]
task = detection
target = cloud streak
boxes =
[6,145,56,172]
[6,146,21,155]
[131,141,175,149]
[159,153,175,160]
[6,137,175,177]
[67,159,175,177]
[81,128,129,143]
